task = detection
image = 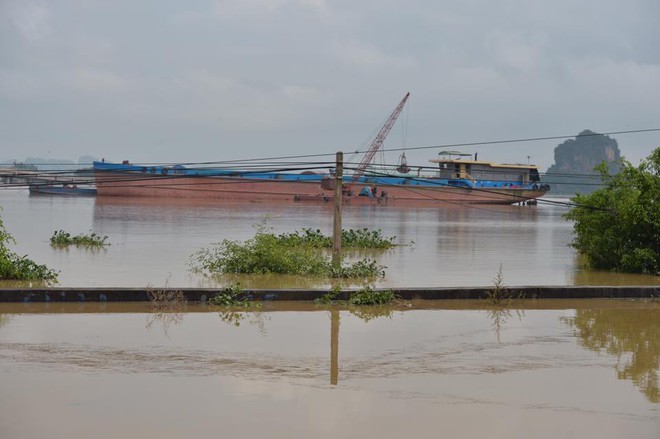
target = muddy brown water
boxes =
[0,300,658,438]
[0,190,658,288]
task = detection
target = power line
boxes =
[379,128,660,155]
[6,127,653,168]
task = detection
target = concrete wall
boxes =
[1,286,658,303]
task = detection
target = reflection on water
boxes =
[0,313,11,328]
[561,301,660,403]
[157,299,659,401]
[345,305,402,322]
[0,300,658,438]
[215,308,270,334]
[485,306,525,344]
[144,288,189,334]
[145,310,186,335]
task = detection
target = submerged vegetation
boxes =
[190,223,388,279]
[348,286,399,306]
[315,285,410,322]
[146,287,188,310]
[145,285,188,334]
[50,230,110,248]
[275,227,396,249]
[208,284,264,330]
[0,215,58,282]
[315,285,406,307]
[208,284,260,308]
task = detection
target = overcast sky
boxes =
[1,0,659,171]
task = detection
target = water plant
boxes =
[50,230,110,247]
[208,284,259,308]
[146,287,188,310]
[348,286,398,306]
[144,285,189,333]
[190,224,387,279]
[209,284,264,329]
[314,285,410,322]
[329,259,386,278]
[276,227,396,249]
[316,285,403,307]
[314,286,342,305]
[341,228,396,249]
[192,232,330,276]
[0,215,58,282]
[484,264,511,304]
[483,264,523,305]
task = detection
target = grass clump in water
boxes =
[190,224,386,279]
[0,215,58,282]
[276,227,396,249]
[192,230,330,276]
[146,287,188,310]
[145,284,188,334]
[50,230,109,248]
[349,286,398,306]
[316,285,404,306]
[314,286,342,305]
[315,285,410,322]
[208,284,264,329]
[330,259,385,278]
[209,284,259,308]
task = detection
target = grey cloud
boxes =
[1,0,658,169]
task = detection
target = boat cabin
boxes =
[430,152,541,184]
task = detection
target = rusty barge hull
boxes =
[93,170,547,205]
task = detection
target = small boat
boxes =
[29,183,97,196]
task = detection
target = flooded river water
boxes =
[0,190,657,288]
[0,300,658,438]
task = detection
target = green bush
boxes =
[190,226,387,279]
[193,232,330,276]
[564,147,659,274]
[349,286,397,306]
[0,216,57,282]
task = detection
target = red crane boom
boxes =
[351,92,410,182]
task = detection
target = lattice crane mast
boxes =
[351,92,410,182]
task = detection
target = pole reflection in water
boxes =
[330,309,339,385]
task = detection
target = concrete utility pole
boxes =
[332,151,343,268]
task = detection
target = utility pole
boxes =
[332,151,343,268]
